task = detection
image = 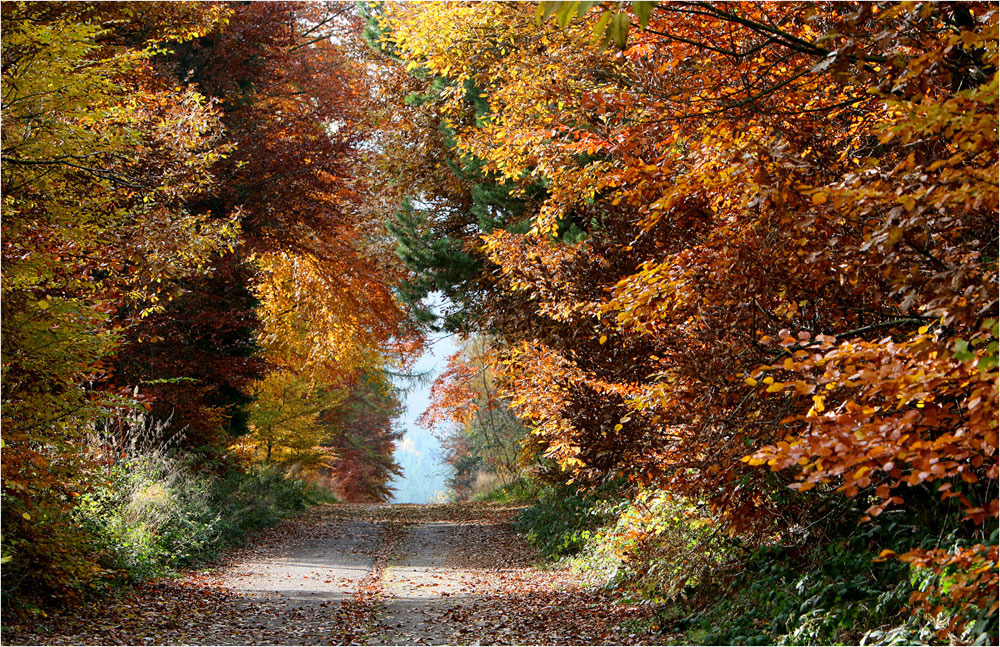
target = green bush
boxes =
[672,515,947,645]
[473,476,544,503]
[76,457,323,583]
[1,409,336,615]
[514,481,627,559]
[563,490,732,600]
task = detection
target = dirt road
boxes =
[6,503,658,645]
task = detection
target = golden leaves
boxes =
[376,4,999,594]
[253,252,397,383]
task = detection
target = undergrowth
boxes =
[672,516,933,646]
[1,415,332,615]
[77,459,331,583]
[515,484,995,645]
[472,476,544,504]
[513,480,627,558]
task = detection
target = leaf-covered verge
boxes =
[512,482,998,645]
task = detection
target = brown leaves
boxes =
[367,2,997,633]
[4,503,659,646]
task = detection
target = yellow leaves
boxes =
[812,191,828,205]
[745,377,758,386]
[237,369,346,468]
[253,252,397,382]
[599,334,608,345]
[885,227,903,248]
[811,395,825,413]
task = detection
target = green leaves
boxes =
[537,1,658,48]
[953,319,1000,371]
[609,11,631,48]
[633,1,654,29]
[953,340,975,362]
[591,10,615,46]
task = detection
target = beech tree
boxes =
[110,2,408,446]
[1,0,234,599]
[372,0,998,632]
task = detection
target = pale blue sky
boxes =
[389,326,459,504]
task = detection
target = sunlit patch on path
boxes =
[6,503,658,645]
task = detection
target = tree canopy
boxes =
[363,1,998,636]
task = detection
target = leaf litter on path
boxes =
[4,503,662,645]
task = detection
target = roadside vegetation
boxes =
[509,482,996,645]
[4,412,331,613]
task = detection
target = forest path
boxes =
[7,503,658,645]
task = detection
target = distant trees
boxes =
[420,335,526,498]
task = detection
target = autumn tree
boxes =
[106,3,407,450]
[372,1,997,633]
[1,0,234,600]
[318,371,405,503]
[420,335,526,496]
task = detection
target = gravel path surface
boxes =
[5,503,658,645]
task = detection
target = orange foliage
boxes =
[377,1,998,629]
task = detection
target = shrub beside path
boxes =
[5,503,660,645]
